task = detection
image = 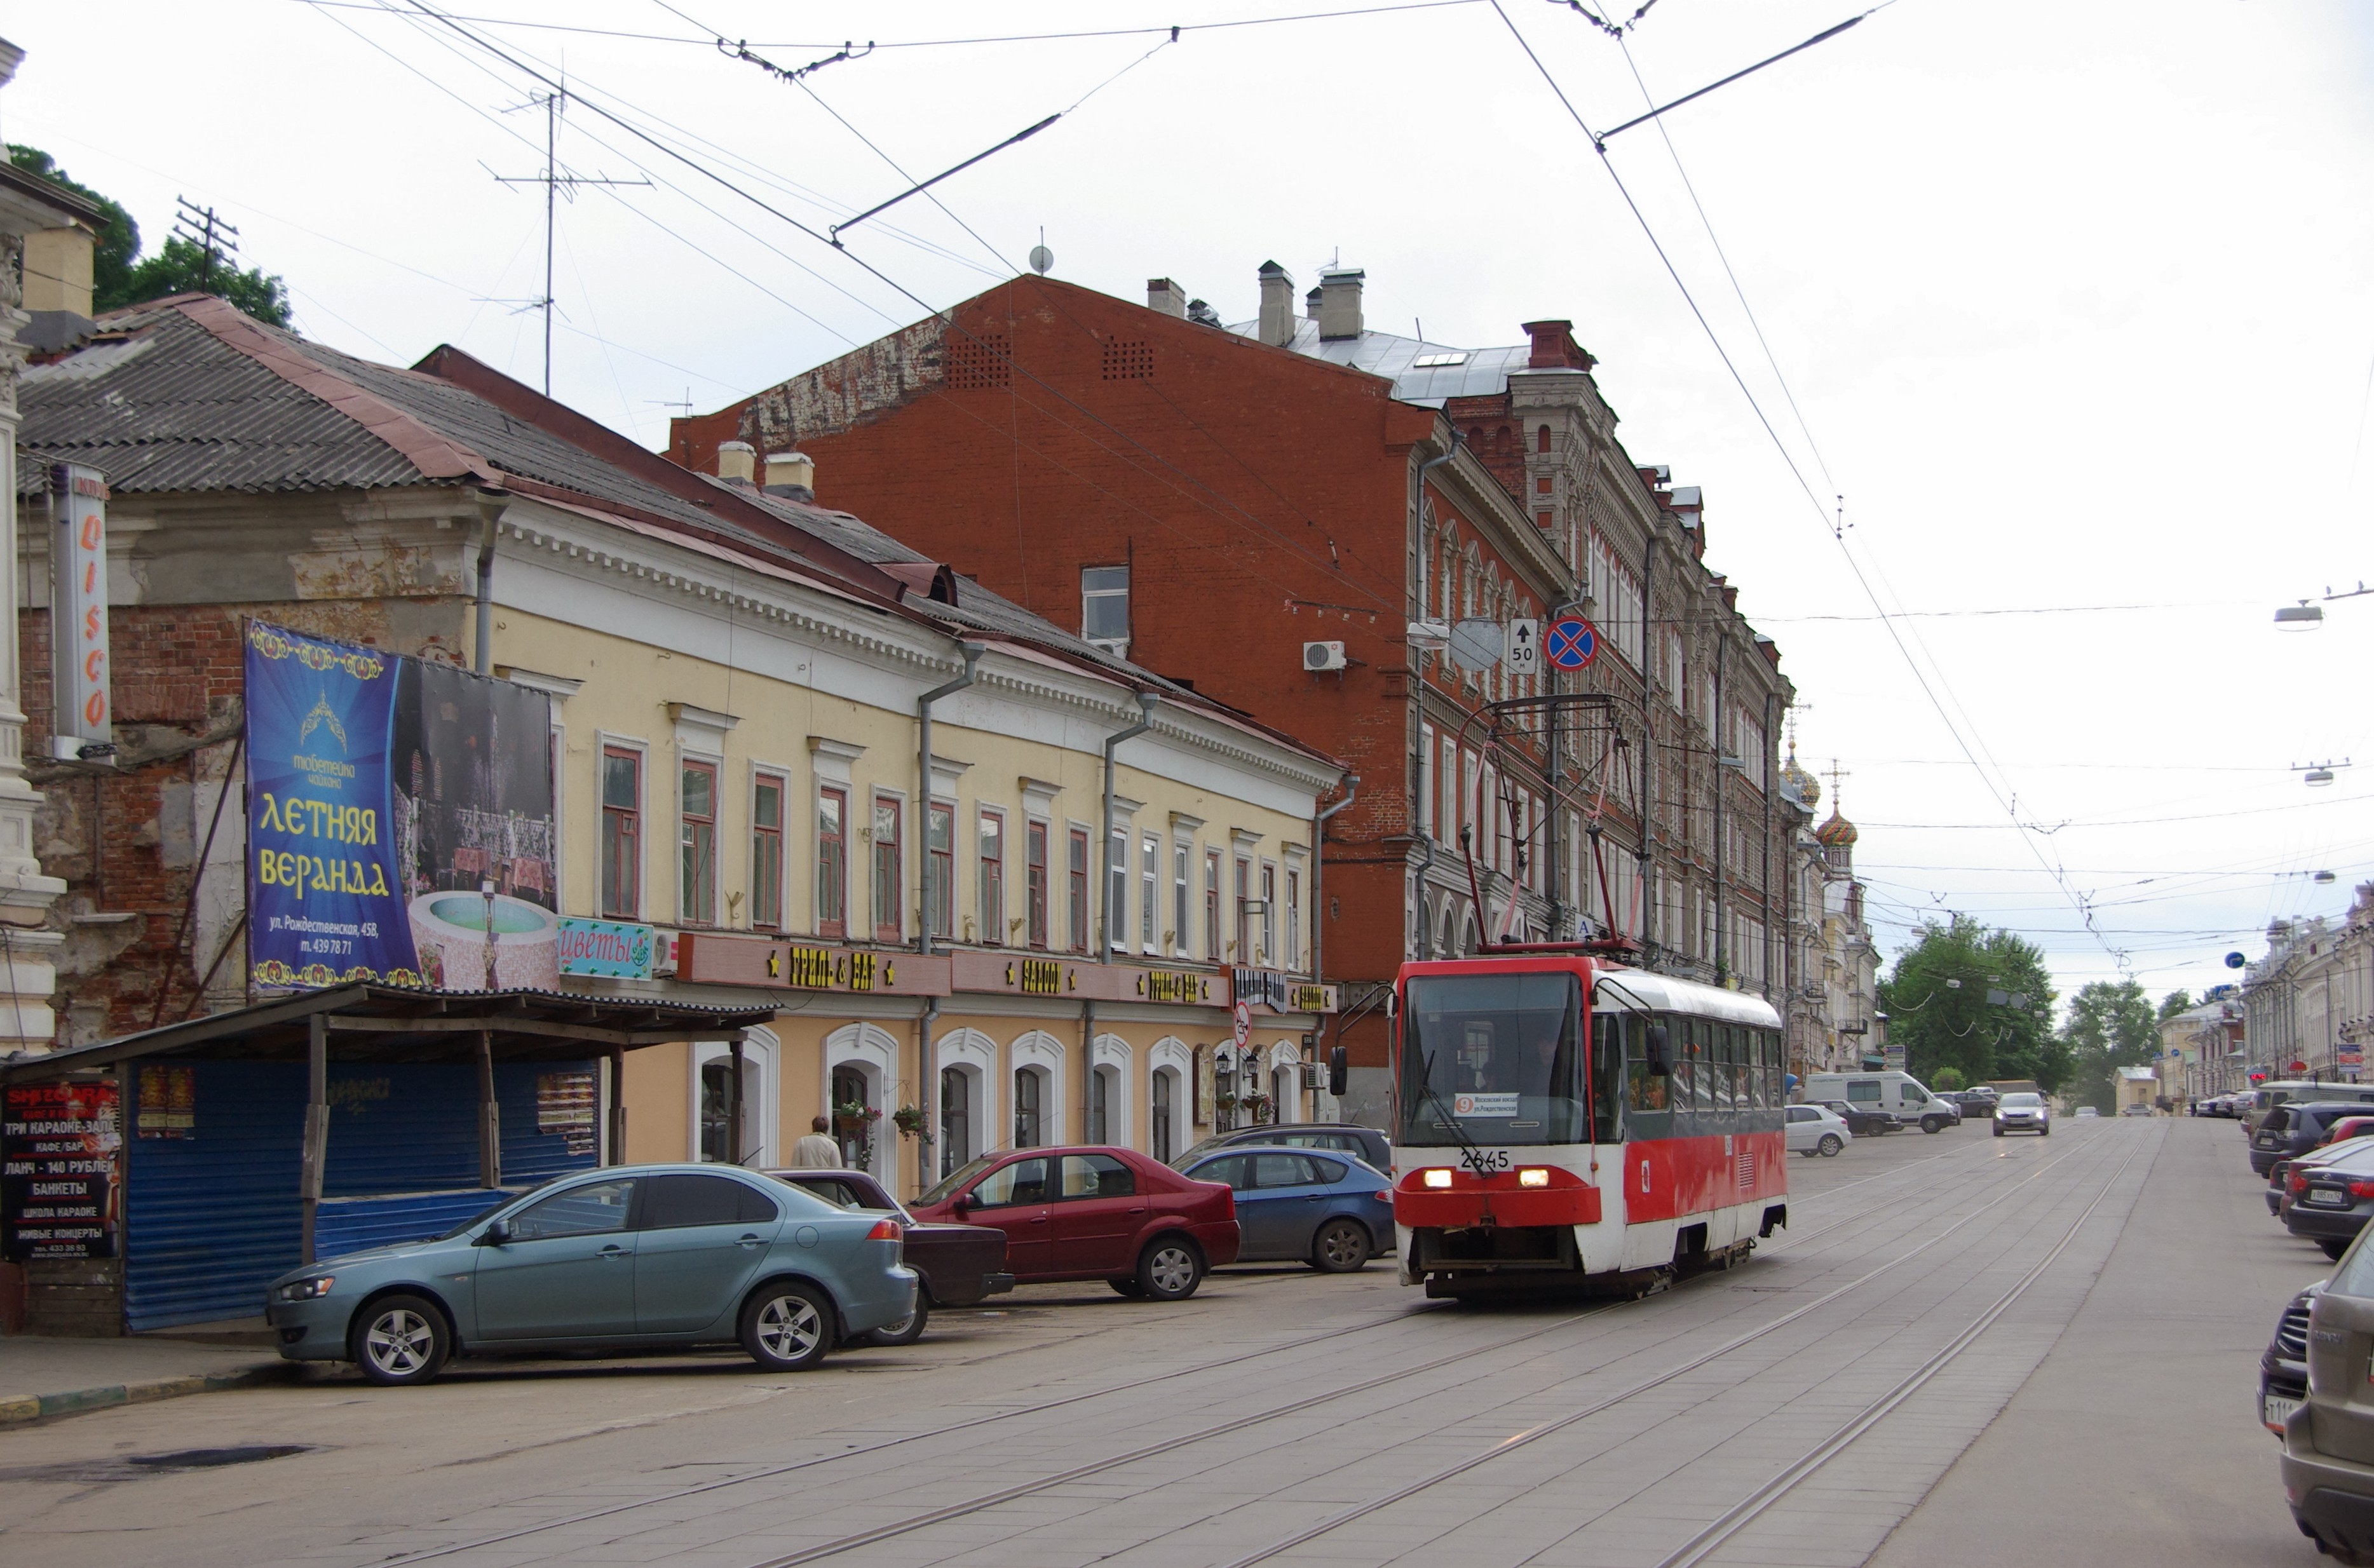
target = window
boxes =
[1418,723,1436,839]
[1108,826,1129,952]
[971,1156,1048,1208]
[751,773,784,929]
[1027,821,1050,949]
[926,802,954,940]
[1082,565,1130,644]
[1173,842,1190,958]
[979,809,1005,946]
[1014,1070,1045,1148]
[1259,863,1277,966]
[940,1067,972,1171]
[1059,1152,1134,1197]
[1141,832,1160,953]
[1205,849,1222,962]
[872,795,902,942]
[681,760,719,926]
[645,1173,777,1228]
[1087,1069,1109,1146]
[1068,828,1089,953]
[600,748,641,917]
[1151,1071,1175,1161]
[1234,856,1252,961]
[816,786,848,938]
[508,1179,636,1240]
[1285,868,1303,971]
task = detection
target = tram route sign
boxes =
[1545,616,1600,671]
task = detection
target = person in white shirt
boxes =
[791,1114,842,1168]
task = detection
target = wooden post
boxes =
[728,1036,745,1166]
[607,1045,627,1166]
[477,1027,501,1189]
[301,1013,328,1266]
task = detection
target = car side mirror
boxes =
[1647,1024,1673,1078]
[1328,1044,1348,1099]
[477,1218,513,1247]
[949,1194,970,1216]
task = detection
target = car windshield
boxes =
[435,1179,559,1240]
[918,1154,1001,1206]
[2001,1093,2043,1108]
[1399,971,1613,1147]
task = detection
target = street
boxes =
[0,1118,2328,1568]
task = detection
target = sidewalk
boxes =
[0,1332,292,1424]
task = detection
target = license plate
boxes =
[2309,1190,2351,1206]
[2266,1394,2301,1428]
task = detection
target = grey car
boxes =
[1993,1092,2051,1137]
[2282,1235,2374,1562]
[264,1164,916,1385]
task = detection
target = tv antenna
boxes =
[486,87,647,395]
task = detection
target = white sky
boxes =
[11,0,2373,1009]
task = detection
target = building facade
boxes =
[2242,884,2374,1088]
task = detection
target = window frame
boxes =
[926,801,955,942]
[1108,825,1129,954]
[599,742,644,921]
[750,769,786,931]
[1026,818,1050,950]
[1204,849,1222,963]
[1141,830,1160,955]
[1067,827,1090,954]
[815,783,850,940]
[1172,839,1191,959]
[1233,854,1251,963]
[1080,564,1130,645]
[978,806,1007,947]
[871,792,904,944]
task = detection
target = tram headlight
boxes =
[1422,1168,1453,1189]
[1518,1168,1550,1188]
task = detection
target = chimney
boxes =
[1256,260,1296,346]
[764,450,815,501]
[1521,319,1595,370]
[1147,278,1187,318]
[24,224,93,319]
[716,440,756,485]
[1306,287,1322,321]
[1317,266,1364,341]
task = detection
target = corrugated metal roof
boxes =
[1222,318,1536,405]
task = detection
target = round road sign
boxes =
[1546,616,1600,671]
[1232,1000,1252,1049]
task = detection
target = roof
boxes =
[0,985,780,1084]
[1221,317,1538,407]
[1587,966,1784,1029]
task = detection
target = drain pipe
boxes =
[917,642,986,959]
[1098,691,1159,963]
[916,995,940,1199]
[471,487,512,676]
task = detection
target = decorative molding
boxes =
[495,665,583,702]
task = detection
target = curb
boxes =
[0,1363,295,1426]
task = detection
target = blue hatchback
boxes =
[264,1163,916,1384]
[1176,1146,1395,1272]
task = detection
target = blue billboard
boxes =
[246,622,556,992]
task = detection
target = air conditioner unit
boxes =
[1303,640,1347,672]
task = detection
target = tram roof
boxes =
[1589,968,1783,1029]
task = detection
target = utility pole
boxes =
[489,88,646,396]
[172,198,239,294]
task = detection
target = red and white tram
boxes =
[1390,947,1788,1297]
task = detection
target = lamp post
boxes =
[2273,581,2370,629]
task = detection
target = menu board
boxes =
[2,1080,122,1260]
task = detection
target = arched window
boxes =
[1014,1065,1046,1147]
[1536,424,1551,453]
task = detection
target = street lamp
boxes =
[2277,601,2325,630]
[2296,760,2349,788]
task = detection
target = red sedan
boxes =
[909,1146,1238,1299]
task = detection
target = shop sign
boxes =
[1288,983,1338,1014]
[49,463,111,758]
[3,1081,121,1261]
[675,931,949,996]
[1231,968,1330,1013]
[558,918,655,980]
[245,621,557,993]
[1019,957,1071,996]
[1139,970,1212,1004]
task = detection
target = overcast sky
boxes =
[11,0,2371,1009]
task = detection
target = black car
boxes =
[1818,1099,1899,1136]
[1952,1088,2000,1119]
[2262,1283,2316,1437]
[1172,1121,1393,1172]
[2286,1148,2374,1260]
[2251,1103,2374,1178]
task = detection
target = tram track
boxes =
[362,1126,2061,1568]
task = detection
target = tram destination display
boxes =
[2,1080,122,1261]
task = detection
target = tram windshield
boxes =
[1399,972,1617,1147]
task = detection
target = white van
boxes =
[1800,1071,1959,1133]
[2242,1081,2374,1135]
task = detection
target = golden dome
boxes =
[1780,745,1819,811]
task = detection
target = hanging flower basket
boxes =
[834,1102,882,1135]
[1213,1092,1238,1111]
[892,1104,926,1140]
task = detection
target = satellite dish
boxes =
[1029,244,1054,276]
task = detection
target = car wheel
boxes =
[1137,1236,1204,1301]
[1817,1133,1843,1158]
[1310,1219,1371,1274]
[1109,1276,1147,1298]
[1922,1116,1944,1134]
[854,1297,929,1348]
[2321,1239,2352,1262]
[350,1294,450,1386]
[740,1281,833,1372]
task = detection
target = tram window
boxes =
[1401,971,1589,1147]
[1618,1015,1669,1113]
[1709,1026,1733,1112]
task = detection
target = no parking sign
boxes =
[1546,616,1599,671]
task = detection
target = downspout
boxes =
[471,487,512,677]
[916,996,939,1198]
[1313,772,1357,1116]
[917,642,987,960]
[1099,691,1159,963]
[1713,630,1726,983]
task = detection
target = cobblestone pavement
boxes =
[0,1118,2325,1568]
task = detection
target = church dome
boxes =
[1815,810,1859,848]
[1780,746,1819,811]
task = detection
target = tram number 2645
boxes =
[1458,1147,1513,1176]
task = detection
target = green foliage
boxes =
[1930,1064,1966,1091]
[2158,989,2194,1022]
[6,144,138,309]
[2059,980,2161,1113]
[1878,916,2064,1093]
[4,145,288,326]
[123,234,290,327]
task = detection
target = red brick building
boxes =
[672,264,1803,1112]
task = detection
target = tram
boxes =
[1390,946,1788,1298]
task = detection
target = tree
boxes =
[2159,989,2194,1022]
[2060,979,2160,1112]
[6,145,289,326]
[1931,1064,1966,1091]
[1878,916,2065,1093]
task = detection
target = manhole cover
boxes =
[0,1443,315,1485]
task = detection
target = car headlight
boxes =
[1421,1168,1453,1189]
[1519,1168,1550,1188]
[275,1274,335,1302]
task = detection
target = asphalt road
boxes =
[0,1115,2329,1568]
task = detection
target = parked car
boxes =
[2119,1103,2152,1117]
[1800,1071,1958,1133]
[264,1164,916,1386]
[2246,1081,2374,1137]
[1993,1092,2051,1137]
[1786,1103,1852,1157]
[2287,1145,2374,1260]
[1173,1121,1392,1172]
[2073,1106,2100,1118]
[1817,1099,1899,1137]
[1957,1086,2002,1117]
[1174,1146,1394,1271]
[768,1168,1013,1344]
[2262,1283,2317,1436]
[2252,1103,2374,1178]
[2281,1236,2374,1559]
[907,1145,1239,1300]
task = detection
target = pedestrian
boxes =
[792,1114,842,1168]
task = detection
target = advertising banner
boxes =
[48,463,112,759]
[246,621,555,992]
[557,918,655,980]
[3,1080,121,1261]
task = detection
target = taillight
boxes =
[865,1218,904,1242]
[1373,1191,1394,1203]
[2291,1173,2310,1194]
[2348,1180,2374,1200]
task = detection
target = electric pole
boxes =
[172,198,240,294]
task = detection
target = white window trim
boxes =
[1010,1029,1069,1149]
[1148,1036,1193,1160]
[677,746,726,929]
[871,787,909,944]
[933,1026,1001,1172]
[689,1025,778,1170]
[748,761,792,931]
[1090,1033,1134,1149]
[977,804,1009,948]
[822,1021,900,1180]
[1141,830,1161,956]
